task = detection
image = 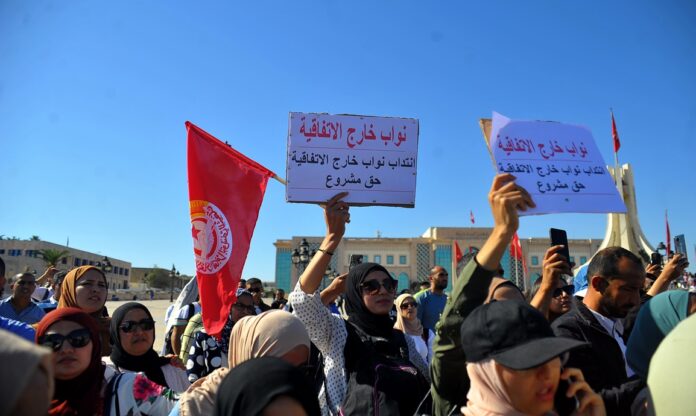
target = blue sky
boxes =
[2,0,695,278]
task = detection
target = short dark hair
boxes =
[246,277,262,286]
[419,281,429,287]
[0,257,5,277]
[239,278,247,285]
[276,288,285,294]
[586,247,643,281]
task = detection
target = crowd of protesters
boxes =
[1,173,694,416]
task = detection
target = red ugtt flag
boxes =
[186,122,275,336]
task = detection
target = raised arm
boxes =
[530,245,571,319]
[299,192,350,294]
[647,254,688,297]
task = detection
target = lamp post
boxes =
[98,256,113,289]
[291,238,317,282]
[169,265,180,302]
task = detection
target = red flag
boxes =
[666,210,671,255]
[454,241,463,263]
[186,122,274,336]
[510,232,528,275]
[611,111,621,153]
[470,210,475,225]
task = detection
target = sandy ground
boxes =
[105,297,273,353]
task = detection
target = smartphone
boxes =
[674,235,688,260]
[650,252,662,266]
[553,378,579,415]
[349,254,363,271]
[549,228,571,266]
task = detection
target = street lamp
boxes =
[291,239,316,274]
[169,265,180,302]
[98,256,113,289]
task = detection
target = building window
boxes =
[374,255,381,264]
[386,255,394,265]
[399,255,407,265]
[74,258,81,266]
[580,256,587,264]
[124,269,129,276]
[0,249,4,254]
[531,256,539,266]
[82,259,88,266]
[362,255,368,263]
[61,257,67,264]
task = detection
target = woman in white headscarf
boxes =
[394,293,434,362]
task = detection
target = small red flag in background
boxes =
[611,111,621,153]
[186,122,275,336]
[470,210,475,225]
[454,241,466,277]
[510,232,528,275]
[666,210,671,255]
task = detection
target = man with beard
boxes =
[0,272,45,324]
[552,246,645,415]
[414,265,448,332]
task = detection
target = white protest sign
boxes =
[286,112,419,207]
[490,112,626,215]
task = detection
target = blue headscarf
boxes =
[626,290,690,379]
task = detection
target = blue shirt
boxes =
[414,289,447,331]
[0,316,36,342]
[0,297,45,325]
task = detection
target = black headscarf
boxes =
[344,262,395,339]
[214,356,321,416]
[109,302,171,387]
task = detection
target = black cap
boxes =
[460,300,587,370]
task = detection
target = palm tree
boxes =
[38,249,70,267]
[30,235,41,241]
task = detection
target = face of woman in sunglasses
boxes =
[399,297,418,320]
[361,270,396,315]
[119,308,155,356]
[550,281,572,315]
[46,320,93,381]
[75,270,107,314]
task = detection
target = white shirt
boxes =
[588,307,634,377]
[406,330,435,363]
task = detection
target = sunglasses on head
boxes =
[39,328,91,352]
[119,319,155,333]
[400,301,418,310]
[360,278,397,295]
[553,285,575,298]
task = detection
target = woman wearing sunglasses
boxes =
[106,302,190,393]
[527,245,575,323]
[36,307,176,415]
[394,293,434,362]
[290,192,430,416]
[57,265,112,356]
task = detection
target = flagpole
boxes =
[272,174,287,186]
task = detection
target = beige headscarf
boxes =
[394,294,424,336]
[0,329,54,416]
[180,310,311,416]
[461,359,527,416]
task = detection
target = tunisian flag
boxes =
[186,122,275,336]
[510,232,528,275]
[611,111,621,153]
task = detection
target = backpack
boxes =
[341,321,431,416]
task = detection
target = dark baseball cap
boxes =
[460,300,587,370]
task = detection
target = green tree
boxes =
[30,235,40,241]
[38,249,70,267]
[144,268,173,289]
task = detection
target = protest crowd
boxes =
[1,169,693,416]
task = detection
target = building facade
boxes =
[274,227,602,293]
[0,239,132,290]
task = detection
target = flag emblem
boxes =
[190,200,233,274]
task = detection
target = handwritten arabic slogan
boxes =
[491,112,626,215]
[286,112,419,207]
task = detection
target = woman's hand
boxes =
[561,367,606,416]
[323,192,350,248]
[165,354,186,370]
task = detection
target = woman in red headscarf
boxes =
[36,308,176,415]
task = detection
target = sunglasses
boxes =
[553,285,575,298]
[119,319,155,333]
[247,287,262,293]
[360,278,397,295]
[39,328,92,352]
[400,302,417,310]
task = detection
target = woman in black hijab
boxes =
[107,302,190,392]
[215,356,320,416]
[290,193,430,415]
